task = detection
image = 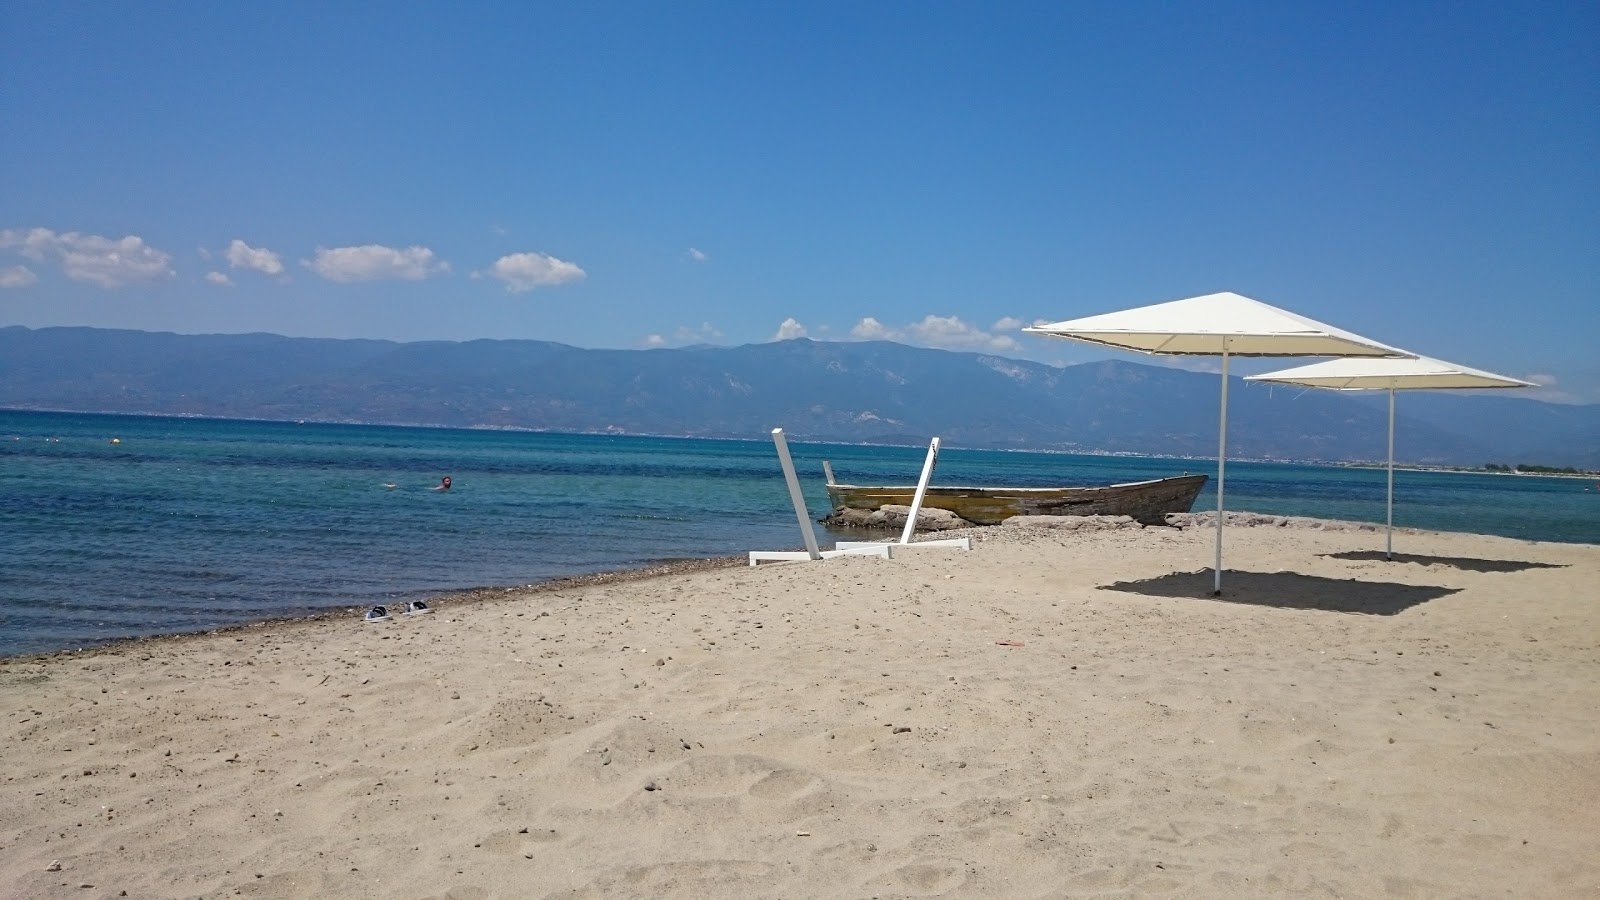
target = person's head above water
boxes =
[434,476,452,491]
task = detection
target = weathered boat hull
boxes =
[824,474,1208,526]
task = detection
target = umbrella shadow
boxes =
[1320,550,1566,574]
[1100,569,1460,616]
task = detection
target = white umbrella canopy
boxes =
[1247,355,1535,559]
[1026,290,1415,357]
[1025,291,1413,595]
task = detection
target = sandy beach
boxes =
[2,519,1596,899]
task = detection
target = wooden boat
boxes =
[823,472,1208,526]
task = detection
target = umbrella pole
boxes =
[1386,387,1395,560]
[1214,344,1229,596]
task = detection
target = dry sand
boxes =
[2,521,1597,899]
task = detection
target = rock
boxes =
[643,781,660,791]
[1000,514,1140,531]
[818,507,879,528]
[820,505,973,532]
[1164,511,1388,532]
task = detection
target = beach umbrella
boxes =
[1024,291,1412,595]
[1246,355,1535,559]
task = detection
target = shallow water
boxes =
[2,409,1593,657]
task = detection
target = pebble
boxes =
[643,781,659,791]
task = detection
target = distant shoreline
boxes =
[1337,462,1600,479]
[5,406,1594,475]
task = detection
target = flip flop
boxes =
[364,605,392,622]
[403,601,433,616]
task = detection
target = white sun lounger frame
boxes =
[749,429,969,565]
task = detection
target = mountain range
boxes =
[2,325,1596,469]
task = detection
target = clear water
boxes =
[2,409,1594,658]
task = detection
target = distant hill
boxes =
[2,325,1596,468]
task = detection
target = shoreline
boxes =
[0,554,747,666]
[7,511,1595,665]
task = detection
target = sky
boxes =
[2,2,1596,401]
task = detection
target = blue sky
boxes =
[3,2,1596,400]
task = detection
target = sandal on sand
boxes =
[364,605,392,622]
[403,601,433,616]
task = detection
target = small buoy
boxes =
[110,438,121,444]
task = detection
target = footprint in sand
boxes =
[478,828,561,856]
[748,768,819,800]
[890,862,968,895]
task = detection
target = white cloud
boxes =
[205,271,233,286]
[0,265,38,288]
[848,314,1019,351]
[992,316,1024,332]
[227,239,284,275]
[850,316,892,339]
[687,247,708,262]
[674,322,722,342]
[483,251,585,293]
[639,323,724,348]
[908,315,999,348]
[773,317,808,340]
[305,244,450,282]
[0,227,174,288]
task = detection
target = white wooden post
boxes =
[772,428,821,560]
[900,437,940,545]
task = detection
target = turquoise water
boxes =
[2,409,1594,658]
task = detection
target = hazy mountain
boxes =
[2,325,1595,468]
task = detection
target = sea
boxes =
[2,409,1595,659]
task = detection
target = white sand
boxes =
[2,522,1596,899]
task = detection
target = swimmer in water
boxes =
[432,476,452,491]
